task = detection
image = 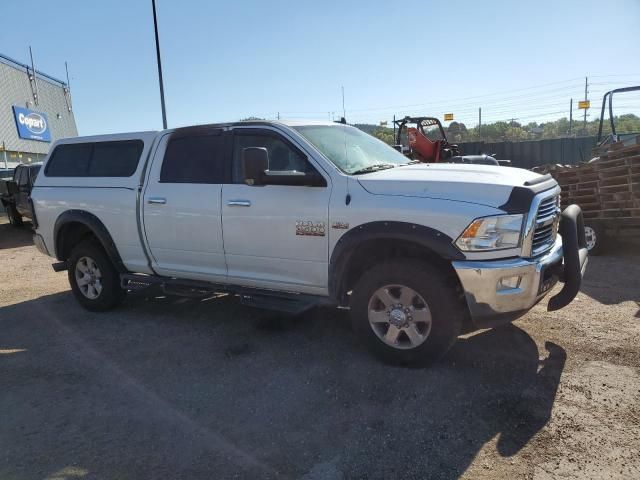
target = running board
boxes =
[238,291,318,315]
[120,273,333,314]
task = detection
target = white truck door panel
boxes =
[221,129,331,294]
[142,129,229,281]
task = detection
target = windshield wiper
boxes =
[350,164,396,175]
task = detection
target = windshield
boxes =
[294,124,408,174]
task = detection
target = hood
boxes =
[356,163,545,208]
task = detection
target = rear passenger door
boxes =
[142,128,230,282]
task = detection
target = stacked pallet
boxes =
[547,136,640,221]
[592,140,640,219]
[553,164,601,220]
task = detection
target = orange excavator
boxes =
[393,116,460,163]
[393,116,503,166]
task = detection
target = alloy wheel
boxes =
[367,284,432,350]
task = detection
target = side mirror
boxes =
[242,147,268,186]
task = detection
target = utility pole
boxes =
[277,112,280,120]
[151,0,168,129]
[569,98,573,136]
[393,114,396,141]
[582,76,588,135]
[478,107,482,139]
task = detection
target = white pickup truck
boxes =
[30,120,588,365]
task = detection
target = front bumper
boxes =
[452,204,588,327]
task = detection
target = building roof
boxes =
[0,53,67,88]
[0,52,77,155]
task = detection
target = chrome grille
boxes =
[531,195,560,255]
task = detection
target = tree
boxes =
[355,114,640,144]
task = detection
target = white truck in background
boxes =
[30,120,588,365]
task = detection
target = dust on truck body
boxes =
[30,120,588,366]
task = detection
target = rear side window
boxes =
[45,140,143,177]
[15,167,28,186]
[90,142,143,176]
[160,133,227,183]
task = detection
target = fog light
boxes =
[498,275,522,290]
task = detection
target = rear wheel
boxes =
[67,240,126,311]
[350,260,464,366]
[6,204,23,226]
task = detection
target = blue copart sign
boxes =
[12,106,51,142]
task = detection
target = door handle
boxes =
[147,197,167,205]
[227,200,251,207]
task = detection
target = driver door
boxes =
[221,127,331,295]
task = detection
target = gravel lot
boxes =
[1,218,639,480]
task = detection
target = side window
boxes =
[45,144,93,176]
[89,141,143,177]
[45,141,143,177]
[160,132,228,184]
[232,132,311,183]
[14,167,26,186]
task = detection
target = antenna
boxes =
[64,61,73,112]
[29,46,39,106]
[65,61,71,90]
[341,85,346,120]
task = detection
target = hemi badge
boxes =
[331,221,349,230]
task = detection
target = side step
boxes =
[238,291,318,315]
[121,273,219,297]
[120,273,333,314]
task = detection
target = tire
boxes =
[67,240,126,311]
[584,224,605,256]
[6,204,23,226]
[350,259,465,367]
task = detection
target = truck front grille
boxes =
[531,195,560,256]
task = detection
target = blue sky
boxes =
[2,0,639,135]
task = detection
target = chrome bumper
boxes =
[453,236,568,323]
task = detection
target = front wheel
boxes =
[350,260,464,367]
[68,240,126,311]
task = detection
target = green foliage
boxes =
[355,114,640,145]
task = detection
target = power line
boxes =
[241,77,640,124]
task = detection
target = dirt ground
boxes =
[1,218,638,480]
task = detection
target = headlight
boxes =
[455,214,524,252]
